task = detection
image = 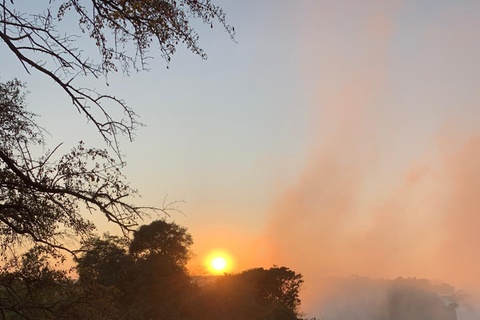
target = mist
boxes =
[260,1,480,317]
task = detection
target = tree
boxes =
[0,0,234,150]
[0,247,118,319]
[388,278,458,320]
[314,276,459,320]
[74,222,307,320]
[75,234,134,318]
[202,267,304,320]
[127,220,195,319]
[0,0,234,254]
[75,234,132,288]
[129,219,193,264]
[0,78,146,254]
[75,221,197,320]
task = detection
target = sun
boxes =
[205,251,232,274]
[212,257,227,271]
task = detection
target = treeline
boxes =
[0,220,303,320]
[311,275,461,320]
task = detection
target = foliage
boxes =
[0,220,306,320]
[76,220,197,319]
[0,79,151,254]
[125,253,196,320]
[75,234,132,288]
[388,277,458,320]
[129,219,193,264]
[126,220,195,319]
[0,247,117,319]
[201,267,304,320]
[0,0,235,150]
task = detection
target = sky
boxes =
[3,0,480,316]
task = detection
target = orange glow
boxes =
[205,250,233,275]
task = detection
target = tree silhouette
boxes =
[2,220,307,320]
[75,221,197,319]
[0,78,154,254]
[0,247,118,319]
[129,219,193,264]
[202,267,304,320]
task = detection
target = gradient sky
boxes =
[3,0,480,316]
